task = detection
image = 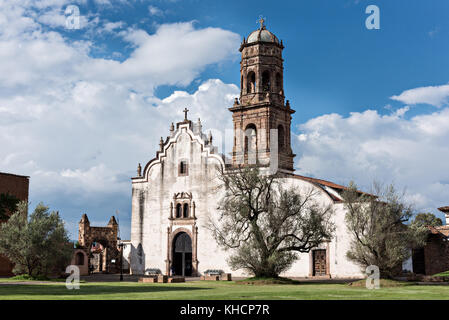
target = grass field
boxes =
[1,279,449,300]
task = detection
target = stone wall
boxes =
[424,234,449,275]
[0,172,29,276]
[0,172,29,204]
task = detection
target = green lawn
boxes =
[1,279,449,300]
[433,271,449,277]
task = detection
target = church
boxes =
[129,21,365,278]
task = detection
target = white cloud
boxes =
[391,84,449,107]
[0,1,240,238]
[148,5,164,16]
[101,21,125,33]
[295,107,449,215]
[428,27,439,38]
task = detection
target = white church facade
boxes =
[129,23,365,278]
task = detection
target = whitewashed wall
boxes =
[130,123,365,278]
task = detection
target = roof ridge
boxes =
[0,172,30,179]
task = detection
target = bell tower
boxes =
[229,19,295,172]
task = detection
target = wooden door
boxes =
[172,232,192,277]
[313,249,327,276]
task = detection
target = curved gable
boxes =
[132,121,225,184]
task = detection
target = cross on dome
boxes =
[258,16,266,30]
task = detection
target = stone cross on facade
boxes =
[183,107,189,120]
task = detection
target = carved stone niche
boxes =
[169,192,196,223]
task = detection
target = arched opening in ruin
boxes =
[75,252,85,265]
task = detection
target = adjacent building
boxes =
[0,172,29,276]
[412,207,449,275]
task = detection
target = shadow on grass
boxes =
[234,276,361,286]
[0,283,211,297]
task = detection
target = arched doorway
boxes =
[172,232,192,276]
[75,252,85,265]
[90,239,108,273]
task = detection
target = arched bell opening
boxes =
[247,71,256,94]
[262,70,271,92]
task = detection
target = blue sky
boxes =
[1,0,449,240]
[55,0,449,116]
[59,0,449,119]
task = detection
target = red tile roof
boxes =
[281,173,373,202]
[429,225,449,237]
[291,174,349,190]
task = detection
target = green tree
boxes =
[342,182,428,278]
[0,201,73,277]
[208,166,334,278]
[0,193,20,220]
[411,212,443,227]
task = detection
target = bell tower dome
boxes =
[229,19,295,172]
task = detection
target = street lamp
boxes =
[118,242,124,281]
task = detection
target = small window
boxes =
[179,161,188,176]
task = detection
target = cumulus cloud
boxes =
[101,21,125,33]
[148,5,164,16]
[0,78,238,238]
[391,84,449,107]
[295,107,449,215]
[0,1,240,238]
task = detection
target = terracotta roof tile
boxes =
[429,225,449,237]
[281,173,373,202]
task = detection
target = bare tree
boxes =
[342,182,428,278]
[208,166,334,278]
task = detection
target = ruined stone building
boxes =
[74,214,122,275]
[0,172,29,276]
[129,22,367,279]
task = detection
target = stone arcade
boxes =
[129,22,365,278]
